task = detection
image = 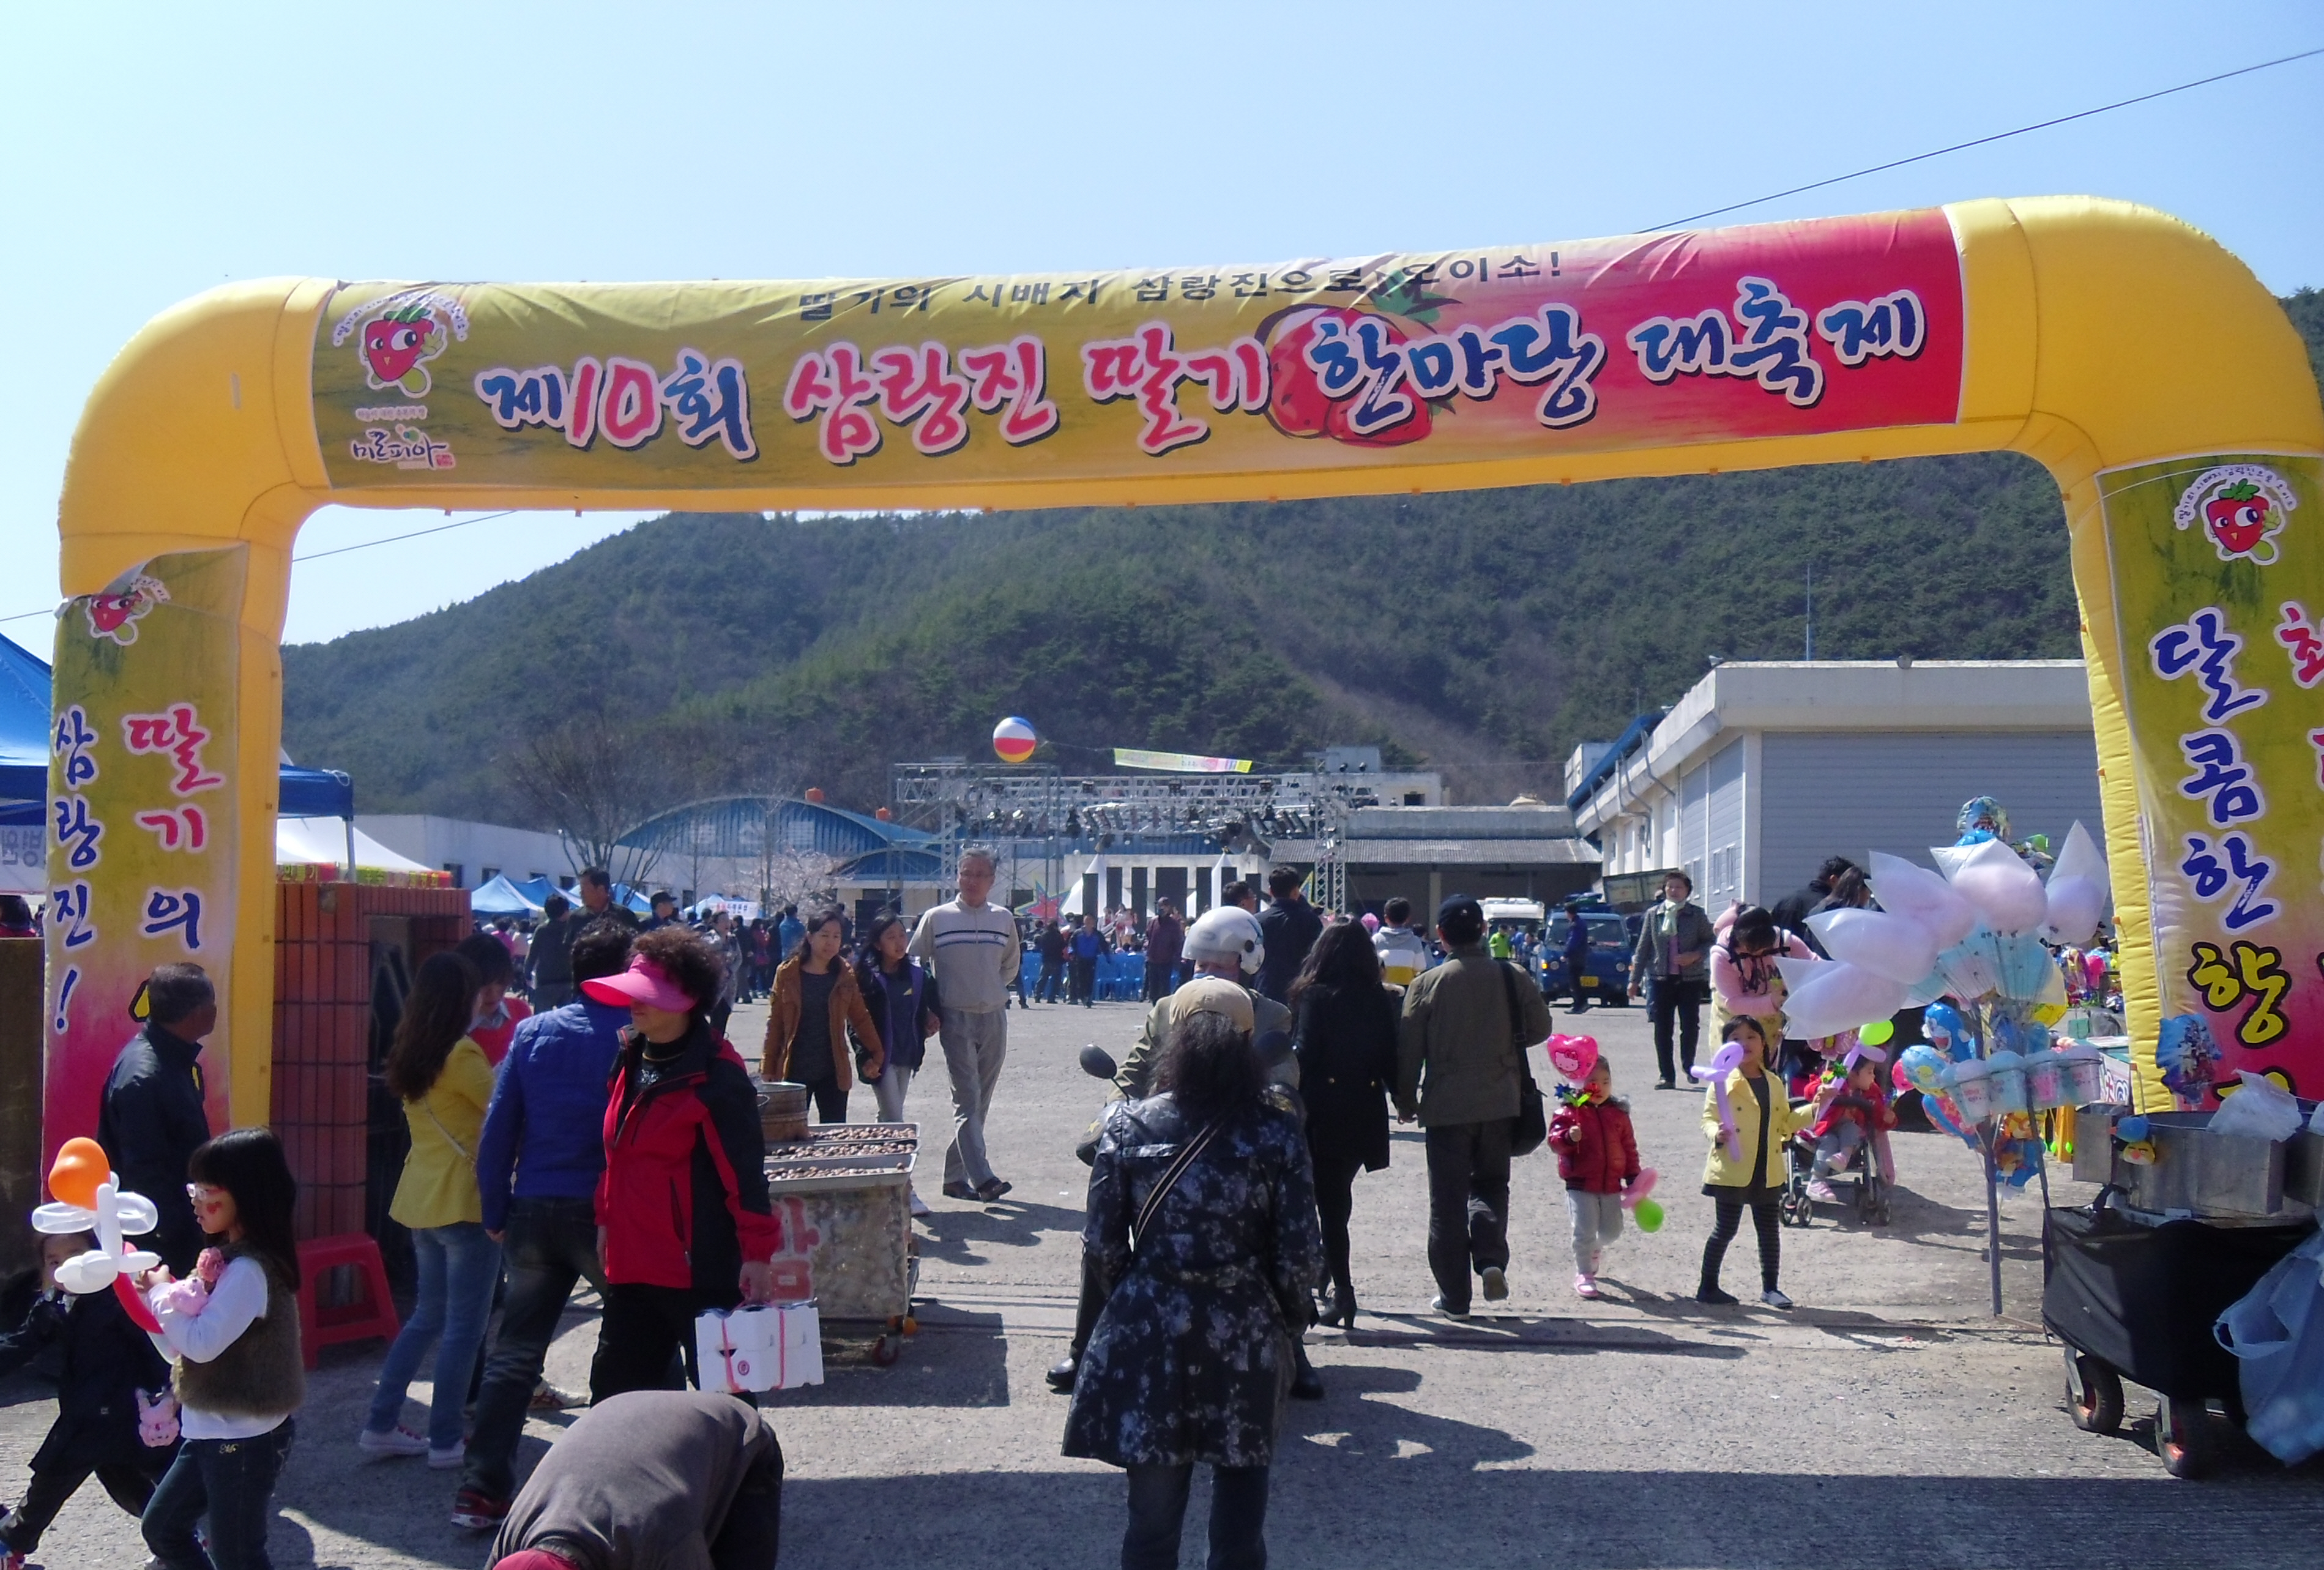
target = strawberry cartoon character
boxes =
[359,305,444,396]
[82,576,167,645]
[2204,481,2273,559]
[2175,466,2296,567]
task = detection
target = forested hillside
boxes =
[283,291,2324,823]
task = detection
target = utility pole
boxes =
[1804,564,1815,661]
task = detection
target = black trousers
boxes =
[590,1282,742,1403]
[464,1196,607,1500]
[1312,1155,1363,1302]
[1423,1119,1512,1309]
[1702,1195,1783,1292]
[1037,957,1065,1002]
[1649,977,1705,1082]
[797,1076,847,1123]
[1070,957,1097,1005]
[1,1455,160,1552]
[1123,1462,1270,1570]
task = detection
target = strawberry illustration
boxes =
[360,306,441,394]
[2204,481,2273,557]
[1264,305,1432,447]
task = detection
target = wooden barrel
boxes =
[759,1081,811,1144]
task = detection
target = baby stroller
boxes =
[1779,1101,1891,1227]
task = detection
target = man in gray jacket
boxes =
[1628,871,1717,1088]
[1396,895,1554,1318]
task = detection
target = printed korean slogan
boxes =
[2106,455,2324,1098]
[313,209,1964,491]
[45,548,244,1155]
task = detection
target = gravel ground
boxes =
[4,994,2316,1568]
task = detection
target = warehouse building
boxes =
[1570,660,2106,912]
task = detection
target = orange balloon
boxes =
[48,1137,109,1211]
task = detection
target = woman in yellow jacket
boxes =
[1696,1015,1831,1309]
[360,950,500,1465]
[761,900,884,1124]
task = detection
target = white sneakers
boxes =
[357,1425,428,1458]
[1760,1289,1795,1310]
[1480,1266,1510,1303]
[359,1424,464,1468]
[1573,1273,1600,1300]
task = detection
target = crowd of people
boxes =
[0,793,2120,1569]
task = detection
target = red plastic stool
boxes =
[296,1233,400,1369]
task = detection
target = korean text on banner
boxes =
[2104,455,2324,1100]
[45,549,244,1158]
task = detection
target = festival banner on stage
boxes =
[311,209,1965,493]
[2104,454,2324,1101]
[45,548,244,1156]
[1113,748,1255,775]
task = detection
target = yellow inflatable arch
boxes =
[42,195,2324,1142]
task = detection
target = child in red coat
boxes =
[1548,1054,1642,1300]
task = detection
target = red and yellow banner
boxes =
[311,209,1964,494]
[45,549,244,1156]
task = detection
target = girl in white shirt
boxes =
[137,1128,304,1570]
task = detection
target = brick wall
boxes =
[270,881,467,1241]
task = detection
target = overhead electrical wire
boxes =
[1644,44,2324,231]
[0,510,521,628]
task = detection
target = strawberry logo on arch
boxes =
[329,288,471,400]
[83,575,168,646]
[2173,464,2299,566]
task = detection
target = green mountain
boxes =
[283,292,2324,824]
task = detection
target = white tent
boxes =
[1056,853,1108,918]
[276,815,430,874]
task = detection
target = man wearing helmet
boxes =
[1111,906,1289,1100]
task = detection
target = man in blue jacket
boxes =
[454,920,636,1532]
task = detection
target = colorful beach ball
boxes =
[993,716,1038,764]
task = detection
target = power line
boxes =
[1644,44,2324,231]
[0,510,521,629]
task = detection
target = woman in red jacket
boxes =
[582,928,782,1401]
[1547,1052,1641,1301]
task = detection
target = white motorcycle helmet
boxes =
[1185,906,1266,977]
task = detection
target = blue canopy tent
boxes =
[471,874,543,917]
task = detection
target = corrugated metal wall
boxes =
[1677,739,1748,910]
[1756,731,2104,904]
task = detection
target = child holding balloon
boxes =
[1697,1016,1830,1309]
[0,1229,178,1566]
[1545,1038,1653,1300]
[136,1129,304,1570]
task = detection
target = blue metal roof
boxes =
[1565,709,1669,811]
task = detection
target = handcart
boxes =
[2043,1196,2312,1477]
[764,1122,922,1367]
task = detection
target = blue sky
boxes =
[2,1,2318,648]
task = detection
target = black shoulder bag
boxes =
[1500,961,1549,1156]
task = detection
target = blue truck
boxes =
[1535,906,1633,1006]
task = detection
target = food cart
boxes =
[762,1120,922,1366]
[2046,1104,2322,1476]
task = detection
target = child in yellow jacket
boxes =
[1696,1015,1829,1309]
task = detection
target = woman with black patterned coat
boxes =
[1062,1008,1324,1570]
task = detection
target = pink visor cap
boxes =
[581,956,697,1012]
